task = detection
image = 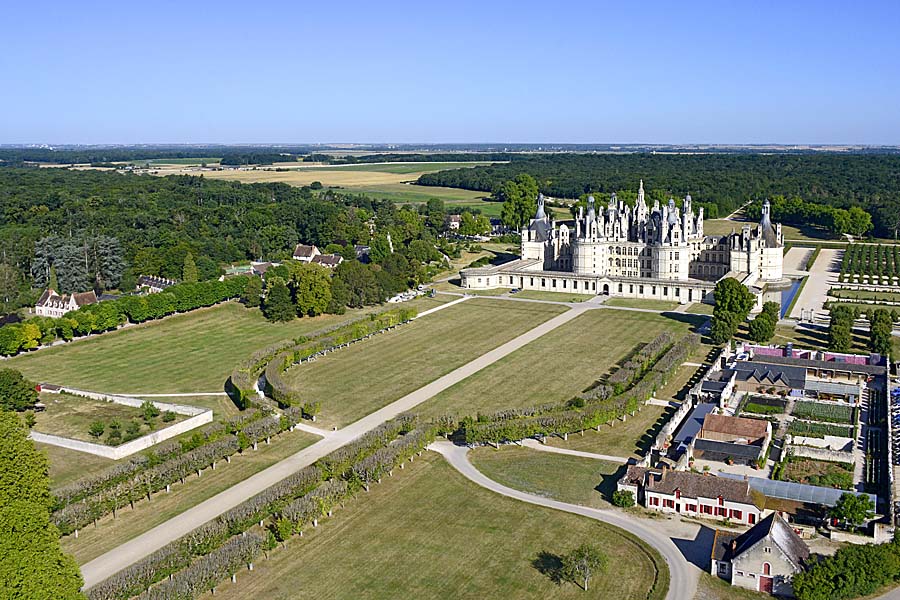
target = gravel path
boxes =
[81,305,586,589]
[789,248,843,320]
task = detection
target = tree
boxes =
[262,280,295,322]
[848,206,873,237]
[611,490,635,508]
[748,312,776,343]
[334,261,381,308]
[0,369,38,412]
[0,411,84,598]
[141,400,160,423]
[562,543,606,592]
[0,263,19,311]
[830,492,875,528]
[713,277,755,316]
[182,252,199,283]
[242,276,263,308]
[497,174,539,231]
[88,421,105,439]
[291,263,332,317]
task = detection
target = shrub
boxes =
[612,490,635,508]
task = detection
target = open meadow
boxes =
[199,453,667,600]
[544,403,676,459]
[284,299,566,428]
[8,298,446,397]
[415,309,696,421]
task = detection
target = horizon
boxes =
[2,0,899,144]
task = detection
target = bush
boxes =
[611,490,635,508]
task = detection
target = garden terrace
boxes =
[416,310,694,421]
[281,299,566,428]
[185,453,667,600]
[791,401,856,424]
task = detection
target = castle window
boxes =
[639,285,644,294]
[552,279,557,288]
[664,287,668,296]
[541,278,546,287]
[618,284,623,293]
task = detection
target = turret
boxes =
[535,193,546,220]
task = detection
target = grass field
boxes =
[470,446,624,509]
[33,392,185,443]
[39,443,114,487]
[61,429,318,564]
[685,303,715,315]
[545,404,675,459]
[8,298,445,397]
[285,299,566,428]
[201,453,667,600]
[513,290,595,302]
[416,310,693,421]
[604,298,680,311]
[695,572,768,600]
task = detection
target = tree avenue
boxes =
[0,411,84,599]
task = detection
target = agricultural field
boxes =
[791,401,855,424]
[839,244,900,284]
[200,453,667,600]
[416,310,693,422]
[543,404,675,459]
[470,446,624,509]
[61,429,318,564]
[8,299,445,397]
[32,392,185,444]
[780,456,854,490]
[285,299,566,428]
[603,298,680,311]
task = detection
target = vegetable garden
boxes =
[791,401,855,424]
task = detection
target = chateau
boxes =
[461,182,785,305]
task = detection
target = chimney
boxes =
[731,540,737,552]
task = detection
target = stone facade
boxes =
[34,288,98,318]
[461,182,784,304]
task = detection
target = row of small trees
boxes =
[86,415,436,600]
[827,304,896,355]
[0,276,251,357]
[460,333,697,445]
[51,409,302,535]
[840,244,900,281]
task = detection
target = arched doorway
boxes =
[602,283,609,295]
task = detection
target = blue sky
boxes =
[2,0,899,144]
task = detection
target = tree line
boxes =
[417,153,900,238]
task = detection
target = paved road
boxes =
[81,305,587,589]
[789,248,843,320]
[429,442,698,600]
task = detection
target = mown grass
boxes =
[470,445,624,509]
[604,298,680,311]
[9,298,445,395]
[416,310,693,422]
[39,443,115,487]
[285,299,566,428]
[200,453,667,600]
[513,290,595,303]
[61,429,318,564]
[544,404,675,459]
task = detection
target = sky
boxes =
[2,0,899,145]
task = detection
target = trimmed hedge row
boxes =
[460,333,698,444]
[87,416,436,600]
[227,307,417,410]
[52,409,304,535]
[0,276,251,357]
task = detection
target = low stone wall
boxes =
[30,410,212,460]
[30,388,213,459]
[654,400,692,450]
[788,444,854,465]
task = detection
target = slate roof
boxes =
[645,468,757,506]
[693,438,763,460]
[137,275,176,289]
[620,465,648,487]
[36,289,98,309]
[733,361,807,388]
[731,513,809,570]
[700,414,769,441]
[312,254,342,267]
[752,354,885,375]
[711,529,742,562]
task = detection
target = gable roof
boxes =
[693,438,763,460]
[293,244,319,258]
[644,468,757,506]
[711,529,741,562]
[733,361,807,388]
[700,414,769,441]
[36,288,97,309]
[731,513,809,570]
[312,253,342,266]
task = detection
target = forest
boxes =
[417,153,900,238]
[0,168,457,313]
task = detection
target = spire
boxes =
[534,193,546,220]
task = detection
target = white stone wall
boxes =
[644,491,762,526]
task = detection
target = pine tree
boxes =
[0,411,84,598]
[182,252,199,283]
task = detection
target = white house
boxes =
[35,289,98,318]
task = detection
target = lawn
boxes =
[470,445,624,509]
[544,404,675,459]
[830,289,900,303]
[604,298,680,311]
[685,303,715,315]
[8,299,445,396]
[39,443,114,487]
[61,429,318,564]
[285,299,566,428]
[513,290,595,303]
[416,310,694,421]
[695,572,768,600]
[201,453,667,600]
[33,392,185,444]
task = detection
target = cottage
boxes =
[446,214,461,231]
[710,512,809,596]
[34,289,98,318]
[136,275,176,294]
[619,466,764,526]
[293,244,321,263]
[311,253,343,268]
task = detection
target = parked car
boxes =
[510,288,520,294]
